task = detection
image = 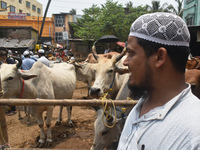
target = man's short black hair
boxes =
[136,37,190,73]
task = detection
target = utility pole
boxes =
[63,25,67,48]
[38,0,52,44]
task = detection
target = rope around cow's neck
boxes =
[100,91,117,128]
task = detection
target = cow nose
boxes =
[90,87,100,96]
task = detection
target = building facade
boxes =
[0,15,54,42]
[183,0,200,25]
[0,26,38,51]
[0,0,43,17]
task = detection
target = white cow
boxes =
[75,62,96,97]
[90,74,131,150]
[0,58,76,147]
[91,73,141,150]
[55,61,97,126]
[89,47,129,99]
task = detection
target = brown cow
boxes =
[185,69,200,98]
[186,56,200,69]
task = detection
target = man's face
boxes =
[123,36,153,95]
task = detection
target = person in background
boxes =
[117,12,200,150]
[21,50,35,70]
[29,51,37,61]
[104,43,116,54]
[6,50,15,64]
[0,50,7,65]
[13,51,19,57]
[37,49,50,67]
[64,47,69,56]
[55,48,65,59]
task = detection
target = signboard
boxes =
[8,13,26,20]
[63,31,68,40]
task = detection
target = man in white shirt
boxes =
[117,12,200,150]
[37,49,50,67]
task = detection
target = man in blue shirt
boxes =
[21,50,35,70]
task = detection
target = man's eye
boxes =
[128,52,135,57]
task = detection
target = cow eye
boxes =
[102,130,109,136]
[7,77,13,81]
[108,69,113,73]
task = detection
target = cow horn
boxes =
[12,56,22,68]
[92,44,99,61]
[114,41,128,63]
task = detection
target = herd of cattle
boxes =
[1,48,200,149]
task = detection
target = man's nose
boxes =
[123,56,129,66]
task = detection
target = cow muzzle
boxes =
[89,87,102,98]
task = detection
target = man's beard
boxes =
[128,81,146,100]
[128,62,152,100]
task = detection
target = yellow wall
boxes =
[0,0,43,17]
[0,15,54,38]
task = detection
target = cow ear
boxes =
[21,74,38,80]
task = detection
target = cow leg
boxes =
[67,106,73,125]
[45,106,53,147]
[17,106,23,120]
[36,112,45,148]
[27,112,31,126]
[55,106,63,126]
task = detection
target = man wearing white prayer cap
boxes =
[117,12,200,150]
[21,50,35,70]
[37,49,50,67]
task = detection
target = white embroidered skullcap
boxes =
[38,49,45,53]
[129,12,190,47]
[23,50,29,56]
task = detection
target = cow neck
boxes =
[20,70,25,98]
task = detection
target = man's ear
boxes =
[155,47,167,68]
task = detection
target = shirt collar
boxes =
[133,83,191,123]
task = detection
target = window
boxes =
[55,15,65,27]
[10,5,15,12]
[37,8,41,14]
[26,1,30,8]
[1,1,7,9]
[19,9,22,13]
[32,5,36,11]
[26,13,31,16]
[186,17,194,26]
[19,0,22,4]
[55,32,64,42]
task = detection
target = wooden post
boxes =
[0,106,8,145]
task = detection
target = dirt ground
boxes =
[5,81,97,149]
